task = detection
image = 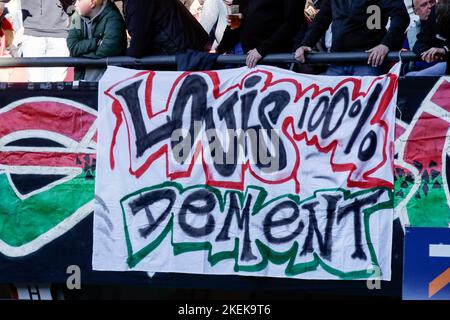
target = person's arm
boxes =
[413,17,436,55]
[216,0,249,54]
[125,0,155,57]
[84,14,127,58]
[216,27,240,54]
[1,17,13,49]
[67,30,98,57]
[4,29,13,49]
[379,0,410,50]
[66,15,98,57]
[300,0,332,48]
[255,0,306,56]
[413,12,448,63]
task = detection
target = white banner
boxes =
[94,65,399,280]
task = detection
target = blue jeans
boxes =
[229,43,244,55]
[325,64,381,76]
[406,62,447,76]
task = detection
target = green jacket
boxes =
[67,1,127,80]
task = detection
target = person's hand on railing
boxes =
[420,47,446,63]
[366,44,389,67]
[246,49,262,68]
[5,44,20,58]
[294,46,312,64]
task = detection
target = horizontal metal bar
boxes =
[0,52,418,68]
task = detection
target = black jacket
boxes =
[124,0,210,57]
[59,0,75,14]
[217,0,307,56]
[0,7,8,25]
[413,8,450,75]
[302,0,410,52]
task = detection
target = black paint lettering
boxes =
[171,75,209,163]
[300,195,341,261]
[337,189,385,260]
[263,201,304,244]
[349,101,362,118]
[308,96,329,132]
[205,93,239,177]
[358,130,378,162]
[116,80,174,158]
[240,76,263,158]
[179,189,216,237]
[321,87,349,139]
[256,90,290,170]
[244,75,262,89]
[297,97,310,130]
[345,83,382,155]
[128,188,176,238]
[216,193,257,261]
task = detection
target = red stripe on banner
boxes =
[395,124,406,140]
[0,151,91,168]
[403,112,448,172]
[0,102,96,142]
[431,80,450,112]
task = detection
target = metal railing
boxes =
[0,52,419,68]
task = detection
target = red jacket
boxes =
[0,16,13,55]
[0,16,13,38]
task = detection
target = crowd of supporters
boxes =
[0,0,448,82]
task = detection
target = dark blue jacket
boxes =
[302,0,410,52]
